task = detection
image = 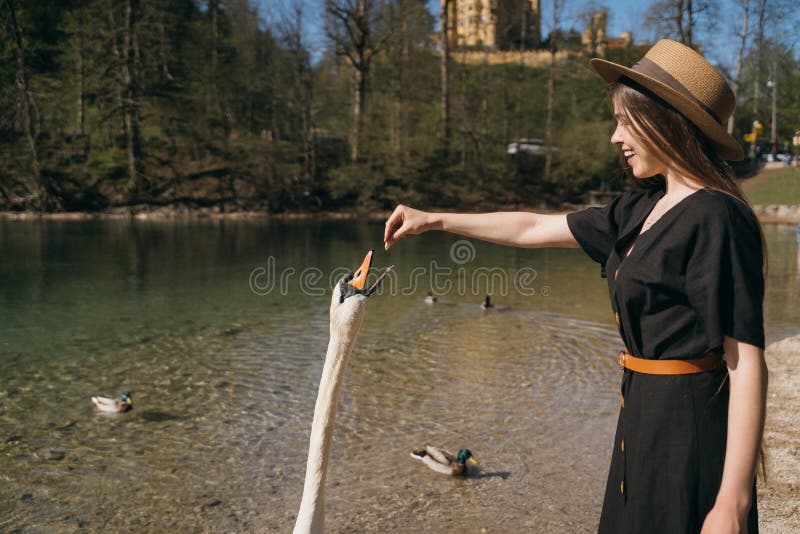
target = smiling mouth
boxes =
[623,149,636,159]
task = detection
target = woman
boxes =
[383,40,767,533]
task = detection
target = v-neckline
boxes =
[622,187,707,260]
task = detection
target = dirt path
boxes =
[759,336,800,532]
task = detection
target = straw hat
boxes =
[591,39,744,161]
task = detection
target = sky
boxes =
[256,0,797,72]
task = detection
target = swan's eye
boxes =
[338,276,358,303]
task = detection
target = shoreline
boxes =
[751,205,800,225]
[759,335,800,532]
[1,205,797,225]
[0,207,392,222]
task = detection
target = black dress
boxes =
[567,184,765,534]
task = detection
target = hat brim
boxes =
[591,58,744,161]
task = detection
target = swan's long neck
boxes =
[294,320,362,534]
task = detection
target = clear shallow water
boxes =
[0,219,797,532]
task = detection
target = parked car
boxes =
[507,138,550,156]
[767,152,792,163]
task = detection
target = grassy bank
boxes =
[742,167,800,205]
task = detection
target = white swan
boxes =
[294,250,393,534]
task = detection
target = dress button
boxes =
[615,312,620,326]
[621,439,625,452]
[620,395,624,408]
[620,480,625,495]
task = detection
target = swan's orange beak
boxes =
[348,250,373,291]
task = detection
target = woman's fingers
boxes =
[384,205,405,245]
[384,204,426,247]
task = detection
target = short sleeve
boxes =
[686,198,765,350]
[567,193,625,278]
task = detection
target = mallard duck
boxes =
[91,391,133,413]
[480,295,493,310]
[410,445,478,476]
[424,291,438,304]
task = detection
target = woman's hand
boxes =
[384,205,435,248]
[700,499,748,533]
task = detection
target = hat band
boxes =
[631,57,723,124]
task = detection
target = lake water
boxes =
[1,219,797,532]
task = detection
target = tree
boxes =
[120,0,143,198]
[439,0,451,152]
[727,0,749,135]
[4,0,49,208]
[106,0,144,199]
[209,0,223,128]
[645,0,719,47]
[752,0,767,116]
[325,0,388,161]
[544,0,565,183]
[280,4,316,194]
[65,3,87,136]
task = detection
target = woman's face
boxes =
[611,104,668,179]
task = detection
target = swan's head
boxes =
[330,250,393,333]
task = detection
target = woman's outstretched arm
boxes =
[383,205,580,249]
[701,336,768,533]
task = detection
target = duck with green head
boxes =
[91,391,133,413]
[411,445,479,476]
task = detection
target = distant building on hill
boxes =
[581,12,639,58]
[448,0,541,50]
[443,6,641,65]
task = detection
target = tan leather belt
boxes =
[618,351,723,375]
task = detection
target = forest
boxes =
[1,0,798,213]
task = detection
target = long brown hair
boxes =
[611,78,769,481]
[612,79,741,194]
[610,78,768,273]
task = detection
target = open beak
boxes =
[348,250,374,291]
[348,250,393,297]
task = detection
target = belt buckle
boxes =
[619,351,626,370]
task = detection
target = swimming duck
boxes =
[91,391,133,413]
[410,445,478,476]
[480,295,493,310]
[424,291,438,304]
